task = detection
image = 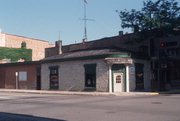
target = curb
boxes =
[149,92,160,95]
[0,89,160,96]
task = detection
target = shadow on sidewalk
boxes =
[0,112,67,121]
[159,89,180,95]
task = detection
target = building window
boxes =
[49,66,59,90]
[84,64,96,89]
[19,71,27,81]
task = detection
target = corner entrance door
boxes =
[113,73,124,92]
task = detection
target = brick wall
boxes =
[61,34,149,53]
[0,67,5,88]
[0,63,40,89]
[45,33,149,58]
[0,32,5,47]
[3,33,54,61]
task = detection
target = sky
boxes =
[0,0,148,45]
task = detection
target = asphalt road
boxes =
[0,92,180,121]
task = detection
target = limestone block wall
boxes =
[41,63,50,90]
[41,59,109,92]
[4,34,54,61]
[58,61,85,91]
[96,61,109,92]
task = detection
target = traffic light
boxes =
[160,42,166,47]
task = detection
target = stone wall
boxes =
[41,59,109,92]
[0,67,5,88]
[41,58,151,92]
[0,33,54,61]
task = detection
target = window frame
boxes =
[84,64,97,89]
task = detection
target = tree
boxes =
[117,0,180,33]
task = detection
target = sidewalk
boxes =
[0,89,159,96]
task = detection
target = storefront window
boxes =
[84,64,96,89]
[49,66,59,90]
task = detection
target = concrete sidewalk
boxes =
[0,89,159,96]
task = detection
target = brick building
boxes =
[45,33,149,58]
[0,31,54,61]
[0,61,41,90]
[150,35,180,91]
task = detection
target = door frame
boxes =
[113,72,124,92]
[111,64,126,92]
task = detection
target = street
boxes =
[0,92,180,121]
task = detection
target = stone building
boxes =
[42,32,152,92]
[0,32,54,61]
[41,48,151,92]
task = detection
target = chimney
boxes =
[55,40,62,55]
[119,31,123,36]
[82,38,87,44]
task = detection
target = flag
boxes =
[84,0,88,4]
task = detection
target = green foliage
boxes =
[0,47,32,62]
[117,0,180,33]
[21,41,27,48]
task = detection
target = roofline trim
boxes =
[0,61,41,67]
